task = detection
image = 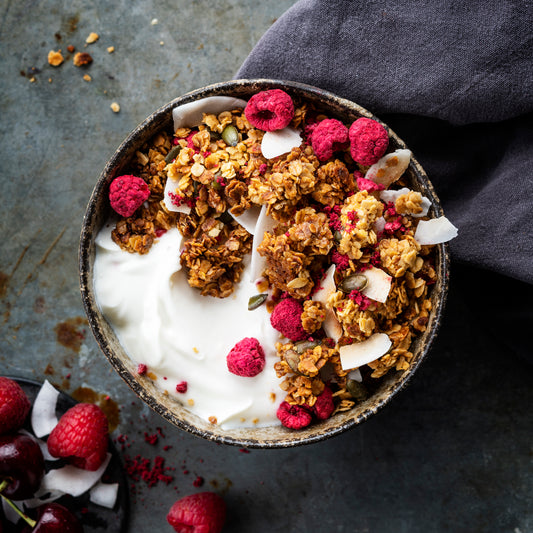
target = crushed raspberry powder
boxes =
[349,117,389,166]
[270,298,307,341]
[311,118,349,161]
[109,175,150,218]
[331,250,350,271]
[244,89,294,131]
[349,290,373,310]
[176,381,188,393]
[124,454,174,488]
[137,363,147,375]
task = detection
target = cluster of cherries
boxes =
[0,377,82,533]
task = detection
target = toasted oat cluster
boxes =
[107,90,451,430]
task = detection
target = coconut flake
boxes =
[172,96,248,130]
[250,205,277,282]
[339,333,392,370]
[360,266,392,303]
[414,216,458,245]
[366,149,411,187]
[90,481,119,509]
[261,127,302,159]
[374,216,386,234]
[230,205,261,235]
[163,177,192,214]
[312,265,343,342]
[31,379,59,438]
[40,453,112,497]
[380,187,431,217]
[347,368,363,382]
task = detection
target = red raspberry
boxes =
[356,175,385,192]
[226,337,266,377]
[47,403,109,471]
[167,492,226,533]
[311,118,349,161]
[270,298,307,341]
[312,386,335,420]
[108,174,150,217]
[0,377,31,435]
[349,117,389,166]
[244,89,294,131]
[276,401,313,429]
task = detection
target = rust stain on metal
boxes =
[54,317,88,352]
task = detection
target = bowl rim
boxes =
[79,78,450,448]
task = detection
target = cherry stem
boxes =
[0,480,37,528]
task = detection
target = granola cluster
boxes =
[106,90,445,430]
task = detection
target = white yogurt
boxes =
[93,222,282,429]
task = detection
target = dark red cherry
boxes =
[0,433,44,500]
[21,503,83,533]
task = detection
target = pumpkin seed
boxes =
[211,179,223,191]
[334,230,343,242]
[164,145,181,163]
[339,273,368,293]
[247,293,268,311]
[346,379,368,401]
[284,349,301,374]
[221,125,239,147]
[219,211,233,224]
[294,339,320,354]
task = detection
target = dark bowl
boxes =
[79,79,450,448]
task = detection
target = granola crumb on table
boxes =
[106,88,448,430]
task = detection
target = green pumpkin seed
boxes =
[211,179,223,191]
[346,379,368,401]
[221,125,239,146]
[164,145,182,163]
[248,293,268,311]
[284,349,301,374]
[339,274,368,293]
[294,339,320,354]
[219,211,233,224]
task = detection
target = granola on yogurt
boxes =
[104,88,458,430]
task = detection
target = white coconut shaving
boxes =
[261,127,302,159]
[229,204,262,235]
[172,96,248,130]
[31,379,59,438]
[339,333,392,370]
[347,368,363,383]
[365,149,411,187]
[90,481,119,509]
[312,265,343,342]
[250,205,277,282]
[414,216,458,245]
[360,266,392,303]
[380,187,431,218]
[163,178,192,214]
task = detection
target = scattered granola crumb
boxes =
[83,74,92,82]
[29,77,36,83]
[107,46,115,53]
[151,18,158,25]
[187,399,195,406]
[110,102,120,113]
[208,416,217,425]
[86,32,99,44]
[47,49,64,67]
[48,78,52,83]
[67,44,75,53]
[73,52,93,67]
[160,41,165,46]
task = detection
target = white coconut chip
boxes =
[39,453,112,498]
[361,266,392,303]
[249,205,277,282]
[31,379,59,438]
[261,127,302,159]
[366,149,411,187]
[229,204,262,235]
[163,177,192,214]
[347,368,363,382]
[379,187,431,218]
[312,265,343,342]
[90,481,119,509]
[172,96,248,130]
[414,216,458,245]
[374,216,386,234]
[339,333,392,370]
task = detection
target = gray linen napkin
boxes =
[236,0,533,286]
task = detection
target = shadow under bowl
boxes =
[79,79,450,448]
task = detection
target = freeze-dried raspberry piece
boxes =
[349,117,389,166]
[276,401,313,429]
[270,298,307,342]
[312,386,335,420]
[311,118,349,161]
[356,175,385,192]
[226,337,266,377]
[244,89,294,131]
[109,174,150,217]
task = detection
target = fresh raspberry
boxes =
[270,298,307,341]
[226,337,266,377]
[276,401,313,429]
[312,386,335,420]
[108,174,150,217]
[167,492,226,533]
[349,117,389,166]
[244,89,294,131]
[0,377,31,435]
[47,403,109,471]
[311,118,349,161]
[356,175,385,192]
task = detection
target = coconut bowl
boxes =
[79,79,450,448]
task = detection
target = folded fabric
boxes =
[236,0,533,285]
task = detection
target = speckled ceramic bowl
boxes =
[79,79,450,448]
